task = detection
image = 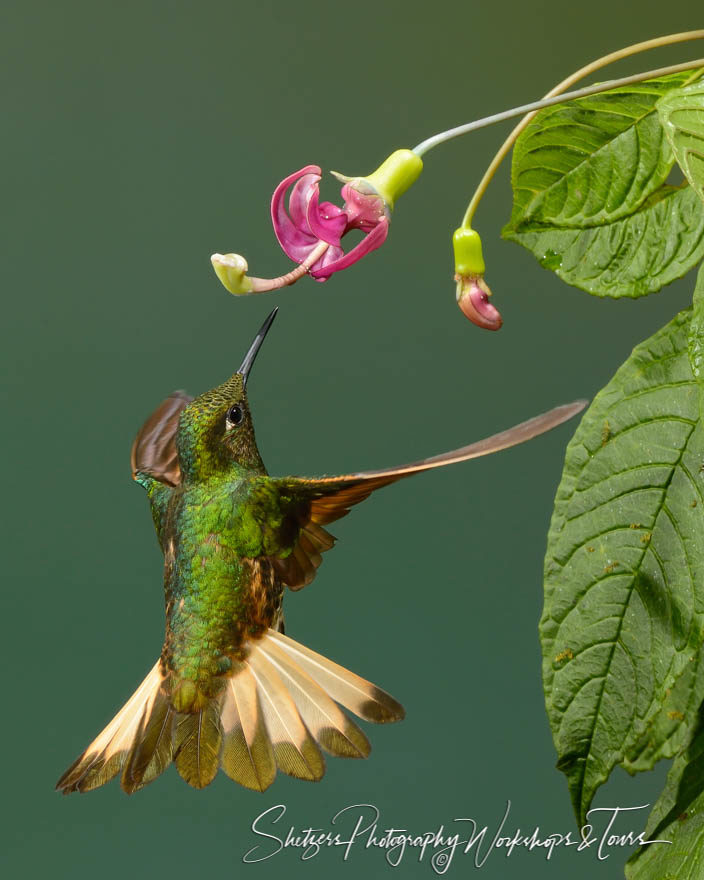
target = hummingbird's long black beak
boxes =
[238,307,278,388]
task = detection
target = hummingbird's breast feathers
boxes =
[158,477,289,695]
[168,476,286,553]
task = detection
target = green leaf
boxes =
[626,702,704,880]
[503,70,704,298]
[624,646,704,774]
[504,185,704,298]
[688,264,704,408]
[507,72,693,230]
[541,309,704,824]
[658,81,704,207]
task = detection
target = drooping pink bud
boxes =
[456,275,503,331]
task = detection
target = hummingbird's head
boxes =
[176,308,278,482]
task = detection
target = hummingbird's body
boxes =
[154,473,286,705]
[57,309,585,795]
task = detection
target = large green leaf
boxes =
[504,184,704,298]
[503,70,704,298]
[626,703,704,880]
[623,645,704,774]
[507,72,693,230]
[688,264,704,384]
[689,264,704,422]
[658,81,704,207]
[541,309,704,824]
[625,269,704,879]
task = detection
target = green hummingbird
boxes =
[56,308,585,795]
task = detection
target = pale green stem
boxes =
[452,29,704,227]
[413,59,703,160]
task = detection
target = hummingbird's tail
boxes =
[56,631,404,794]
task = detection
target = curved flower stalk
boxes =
[212,150,422,294]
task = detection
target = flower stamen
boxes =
[211,241,331,296]
[250,241,331,292]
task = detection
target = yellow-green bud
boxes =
[365,149,423,209]
[452,227,485,277]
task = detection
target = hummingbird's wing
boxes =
[270,400,586,589]
[130,391,193,487]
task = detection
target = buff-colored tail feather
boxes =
[56,630,403,794]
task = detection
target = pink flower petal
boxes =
[457,278,503,330]
[310,219,389,279]
[307,197,347,245]
[288,173,320,233]
[309,242,345,280]
[341,183,386,231]
[271,165,321,262]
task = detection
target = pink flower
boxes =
[271,165,389,281]
[211,150,422,296]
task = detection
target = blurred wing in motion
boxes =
[270,400,587,588]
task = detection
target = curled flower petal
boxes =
[271,166,322,263]
[309,242,345,279]
[310,218,389,280]
[456,275,502,331]
[307,197,347,245]
[288,173,319,235]
[271,165,352,266]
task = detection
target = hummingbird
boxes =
[56,308,585,795]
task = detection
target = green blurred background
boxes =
[4,1,703,877]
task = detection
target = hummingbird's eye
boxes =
[226,404,244,427]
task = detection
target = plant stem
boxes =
[413,59,703,158]
[412,59,703,164]
[445,29,704,227]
